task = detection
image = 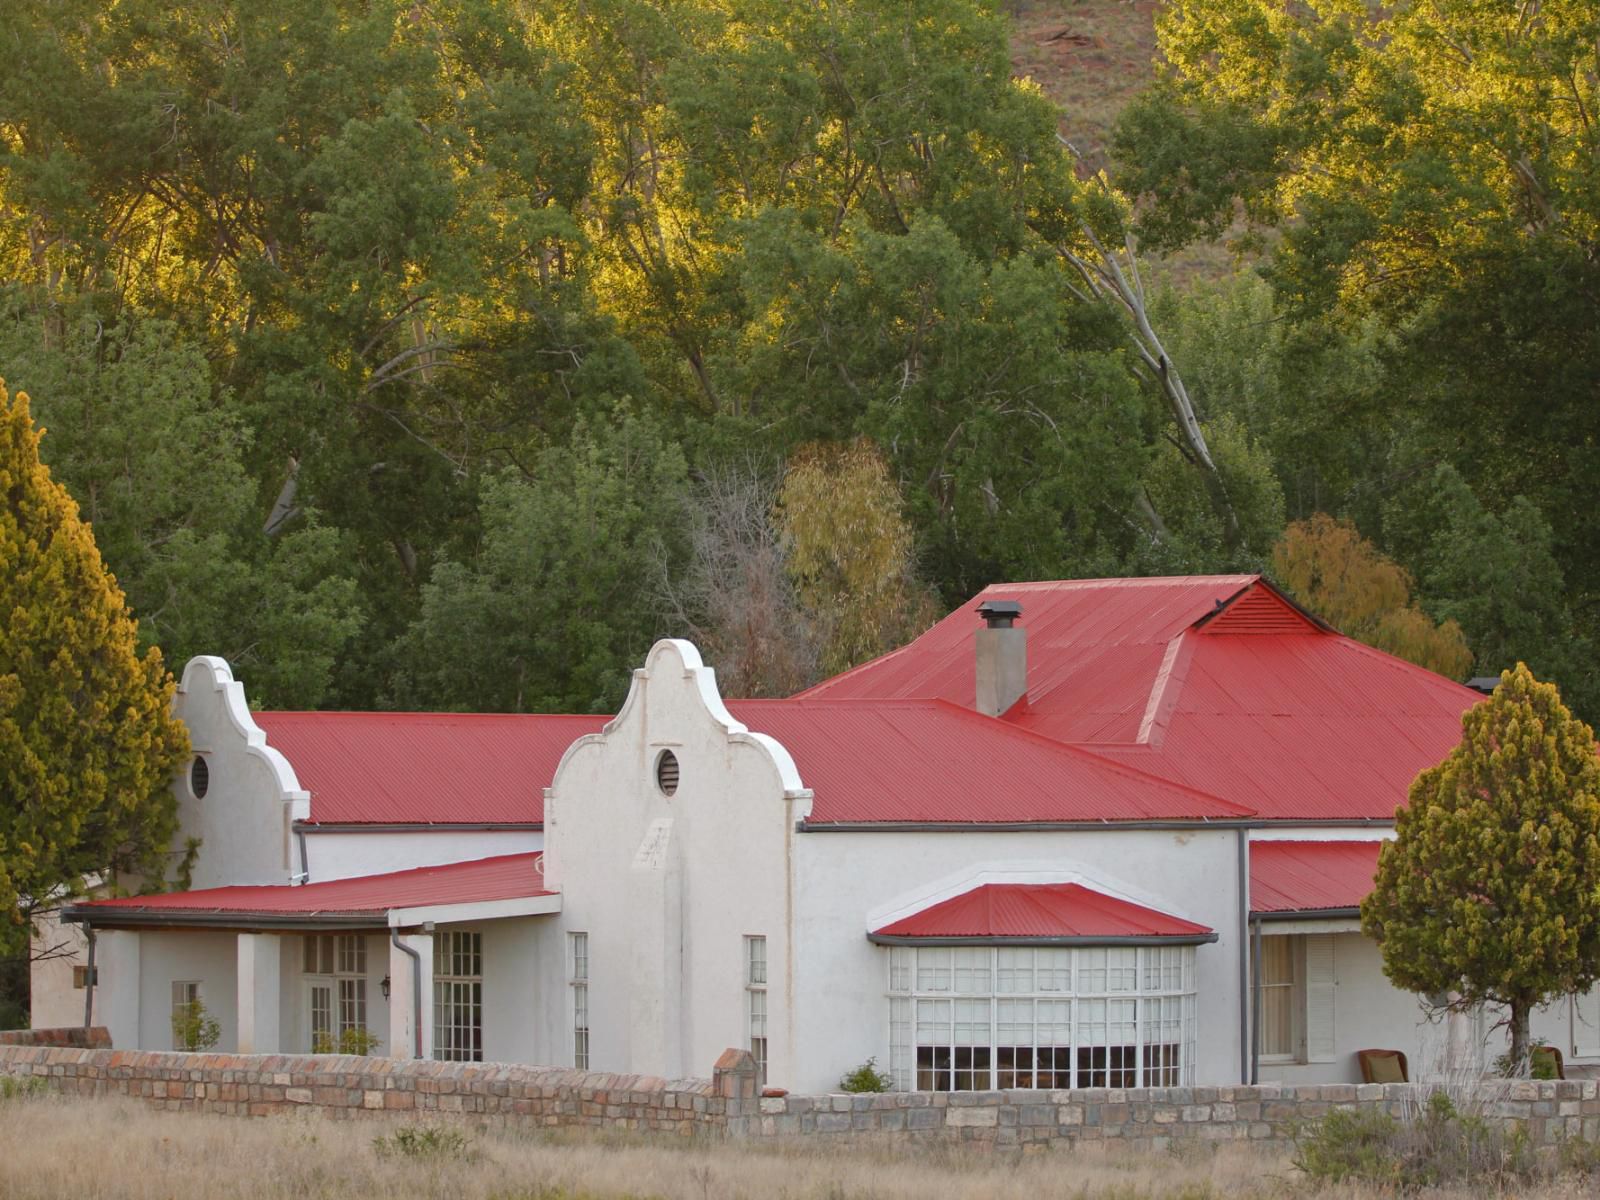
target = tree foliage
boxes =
[1362,665,1600,1071]
[1272,514,1472,678]
[1117,0,1600,704]
[776,439,937,677]
[0,378,189,954]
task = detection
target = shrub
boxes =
[0,1075,45,1101]
[372,1125,470,1160]
[1293,1091,1531,1189]
[312,1026,382,1056]
[837,1057,893,1093]
[170,999,221,1052]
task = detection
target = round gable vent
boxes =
[655,749,680,797]
[190,756,210,799]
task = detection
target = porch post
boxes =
[236,933,281,1054]
[388,928,434,1059]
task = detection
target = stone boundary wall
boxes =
[730,1078,1600,1152]
[5,1044,1599,1154]
[0,1026,111,1049]
[0,1044,740,1134]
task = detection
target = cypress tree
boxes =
[0,378,189,953]
[1362,663,1600,1072]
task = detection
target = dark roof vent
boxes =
[977,599,1023,629]
[1465,676,1502,695]
[655,749,680,796]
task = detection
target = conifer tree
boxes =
[0,378,189,955]
[1361,664,1600,1073]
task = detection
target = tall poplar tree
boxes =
[1362,664,1600,1072]
[0,378,189,956]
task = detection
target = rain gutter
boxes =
[797,818,1261,833]
[295,821,542,834]
[867,932,1219,948]
[390,927,424,1059]
[1237,828,1250,1085]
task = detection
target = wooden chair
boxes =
[1532,1044,1566,1080]
[1357,1048,1409,1084]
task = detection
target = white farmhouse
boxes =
[32,575,1598,1090]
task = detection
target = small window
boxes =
[570,932,590,1069]
[655,750,679,796]
[190,756,210,799]
[746,936,768,1086]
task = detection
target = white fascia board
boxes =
[1255,916,1364,935]
[386,893,562,928]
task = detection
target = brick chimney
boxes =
[975,600,1026,717]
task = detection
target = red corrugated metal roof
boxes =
[1250,841,1383,914]
[256,712,605,825]
[870,882,1216,942]
[74,853,549,920]
[729,698,1253,824]
[801,576,1481,821]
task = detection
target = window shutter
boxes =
[1304,935,1337,1063]
[1573,991,1600,1058]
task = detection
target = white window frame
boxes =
[570,932,590,1070]
[170,980,202,1051]
[746,935,768,1086]
[433,931,483,1062]
[1253,933,1337,1066]
[885,944,1198,1091]
[302,934,369,1051]
[1256,934,1301,1063]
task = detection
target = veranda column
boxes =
[388,930,434,1059]
[236,933,281,1054]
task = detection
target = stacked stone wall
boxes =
[0,1027,110,1049]
[4,1044,1598,1155]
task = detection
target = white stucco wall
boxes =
[456,917,562,1065]
[788,829,1247,1094]
[173,657,309,888]
[544,640,810,1084]
[136,931,239,1051]
[305,831,544,883]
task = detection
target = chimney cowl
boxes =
[977,599,1023,629]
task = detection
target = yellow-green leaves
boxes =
[776,439,937,678]
[1272,514,1472,678]
[0,378,189,953]
[1362,664,1600,1070]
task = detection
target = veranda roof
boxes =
[61,853,556,931]
[1249,840,1384,918]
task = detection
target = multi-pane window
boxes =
[1257,936,1298,1059]
[886,945,1198,1091]
[303,934,368,1051]
[171,981,201,1051]
[746,936,768,1086]
[570,932,590,1070]
[433,931,483,1062]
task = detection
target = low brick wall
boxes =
[0,1027,111,1049]
[4,1044,1598,1154]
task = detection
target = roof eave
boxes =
[60,907,390,932]
[867,932,1219,947]
[799,818,1259,833]
[1251,906,1363,922]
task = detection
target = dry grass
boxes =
[0,1093,1595,1200]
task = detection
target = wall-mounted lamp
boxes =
[380,974,391,1001]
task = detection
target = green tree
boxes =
[395,408,692,713]
[1384,465,1596,719]
[1116,0,1600,667]
[1272,514,1472,678]
[0,378,189,955]
[1362,664,1600,1072]
[0,303,366,707]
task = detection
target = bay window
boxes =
[886,945,1197,1091]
